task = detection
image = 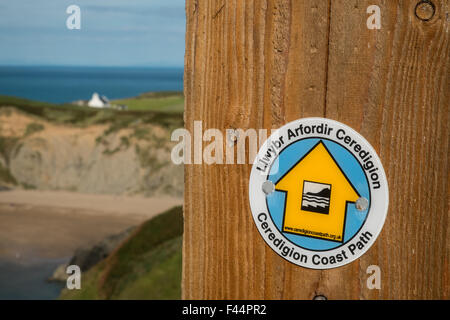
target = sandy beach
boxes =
[0,190,183,262]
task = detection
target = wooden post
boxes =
[183,0,448,299]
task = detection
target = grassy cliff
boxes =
[0,93,184,196]
[60,206,183,300]
[113,91,184,113]
[0,93,184,127]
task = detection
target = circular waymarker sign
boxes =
[249,118,389,269]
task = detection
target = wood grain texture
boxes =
[183,0,449,299]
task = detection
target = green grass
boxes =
[111,237,182,299]
[0,94,184,129]
[113,92,184,113]
[60,206,183,300]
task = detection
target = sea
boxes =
[0,258,66,300]
[0,66,184,103]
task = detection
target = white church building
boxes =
[88,93,110,108]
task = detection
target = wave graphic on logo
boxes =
[301,186,331,214]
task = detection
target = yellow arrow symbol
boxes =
[275,140,360,242]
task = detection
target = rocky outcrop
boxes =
[49,226,136,282]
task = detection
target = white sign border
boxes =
[249,117,389,269]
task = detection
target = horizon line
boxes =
[0,64,185,69]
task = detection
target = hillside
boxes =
[59,206,183,300]
[0,93,184,197]
[113,91,184,112]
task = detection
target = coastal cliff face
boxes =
[0,107,183,197]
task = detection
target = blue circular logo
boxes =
[266,138,371,251]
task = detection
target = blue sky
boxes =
[0,0,185,67]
